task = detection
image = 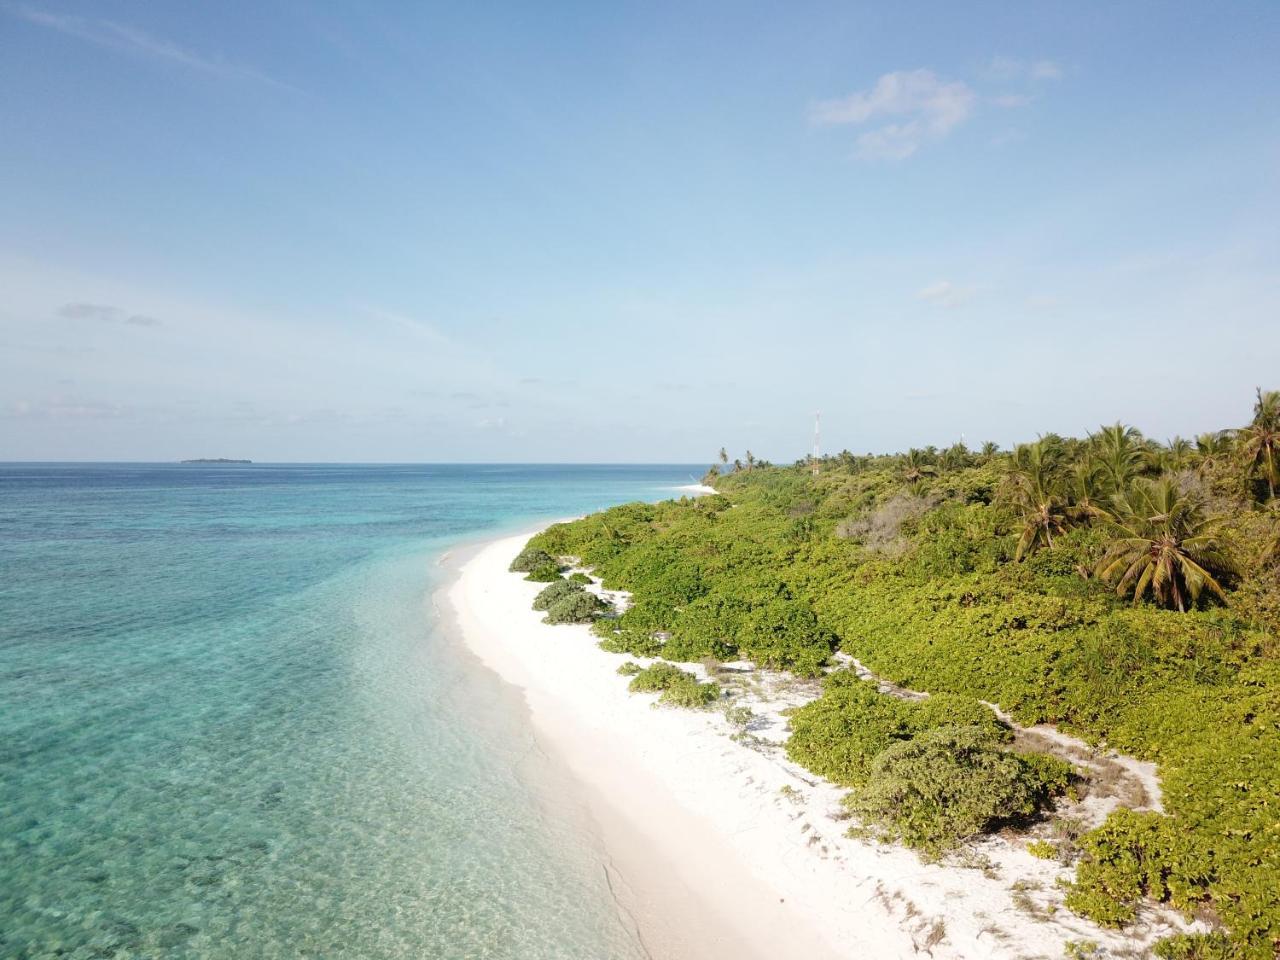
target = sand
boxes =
[440,526,1198,959]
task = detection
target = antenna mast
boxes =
[812,411,821,476]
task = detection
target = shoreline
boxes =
[438,523,1194,959]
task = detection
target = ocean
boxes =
[0,463,701,959]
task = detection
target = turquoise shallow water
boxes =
[0,463,700,959]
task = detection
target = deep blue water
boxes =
[0,463,702,959]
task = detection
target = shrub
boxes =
[526,561,563,582]
[1152,933,1238,960]
[616,661,642,676]
[568,572,592,585]
[1063,809,1211,928]
[1026,839,1057,860]
[532,578,582,611]
[510,545,554,573]
[627,661,689,692]
[842,726,1070,858]
[544,590,610,624]
[626,662,721,708]
[835,492,940,553]
[785,672,1008,788]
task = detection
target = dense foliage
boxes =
[509,545,554,573]
[844,726,1073,857]
[786,671,1010,787]
[522,391,1280,956]
[532,578,582,610]
[543,589,610,624]
[626,662,722,708]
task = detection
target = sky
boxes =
[1,1,1278,463]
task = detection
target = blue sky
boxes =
[1,1,1277,462]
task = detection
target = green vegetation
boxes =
[626,662,721,708]
[568,571,592,585]
[786,672,1009,787]
[509,545,554,573]
[1026,839,1058,860]
[543,590,610,624]
[532,578,582,610]
[525,561,563,582]
[1094,478,1235,611]
[844,726,1073,858]
[518,391,1280,957]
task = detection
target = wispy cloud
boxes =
[917,280,974,308]
[809,69,976,160]
[58,302,162,327]
[5,396,130,420]
[992,93,1033,109]
[985,57,1064,83]
[9,6,291,89]
[357,305,452,345]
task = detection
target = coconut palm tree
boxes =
[1193,431,1232,476]
[1162,437,1194,472]
[941,442,972,471]
[1090,422,1151,495]
[1002,438,1078,559]
[718,447,728,466]
[745,450,756,472]
[1236,388,1280,501]
[979,441,1000,464]
[1094,477,1235,612]
[901,448,938,486]
[1069,458,1107,518]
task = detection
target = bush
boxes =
[544,590,610,624]
[510,545,555,573]
[785,671,1008,788]
[532,578,582,611]
[1063,809,1211,928]
[626,662,721,709]
[526,561,563,582]
[1153,933,1238,960]
[616,661,642,676]
[1026,839,1057,860]
[842,726,1071,858]
[568,572,592,585]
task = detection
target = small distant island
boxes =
[179,458,252,464]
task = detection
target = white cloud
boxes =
[5,396,130,420]
[58,302,162,327]
[9,6,291,90]
[1030,60,1063,81]
[985,57,1063,82]
[992,93,1033,109]
[809,69,976,160]
[917,280,974,308]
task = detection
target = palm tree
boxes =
[1193,431,1232,476]
[1002,438,1078,559]
[1162,437,1194,472]
[1094,477,1235,612]
[979,441,1000,464]
[733,458,742,473]
[1236,387,1280,501]
[901,448,938,485]
[941,442,972,471]
[1068,458,1106,518]
[745,450,756,472]
[718,447,728,466]
[1090,422,1151,495]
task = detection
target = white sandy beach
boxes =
[441,524,1195,960]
